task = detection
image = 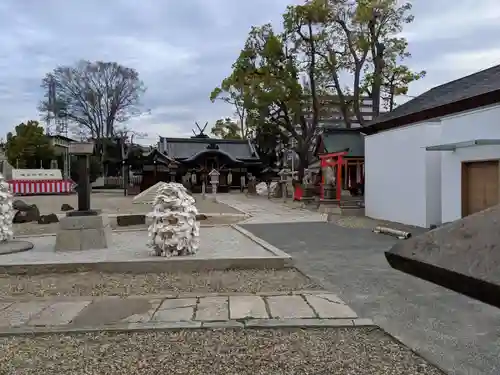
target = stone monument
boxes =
[55,141,112,251]
[0,172,33,255]
[147,182,200,257]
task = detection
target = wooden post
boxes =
[320,158,325,200]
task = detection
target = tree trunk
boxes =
[389,84,395,111]
[297,151,308,183]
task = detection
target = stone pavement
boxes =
[215,194,325,224]
[0,291,374,335]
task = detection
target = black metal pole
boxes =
[123,160,128,196]
[77,155,90,212]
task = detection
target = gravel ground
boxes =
[0,269,321,297]
[13,216,244,236]
[0,328,444,375]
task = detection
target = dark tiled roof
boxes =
[143,149,175,164]
[321,129,364,157]
[159,137,260,161]
[367,64,500,130]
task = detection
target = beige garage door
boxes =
[462,160,499,217]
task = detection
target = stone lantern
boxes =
[208,169,220,201]
[278,168,288,201]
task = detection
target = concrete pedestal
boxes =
[55,214,112,251]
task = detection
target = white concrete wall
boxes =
[439,104,500,223]
[425,124,442,227]
[365,122,442,227]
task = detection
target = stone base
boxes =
[385,204,500,308]
[0,240,34,255]
[55,215,112,251]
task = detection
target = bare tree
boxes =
[39,60,146,172]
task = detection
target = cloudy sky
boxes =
[0,0,499,144]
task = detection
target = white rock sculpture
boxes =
[147,182,200,257]
[0,173,13,242]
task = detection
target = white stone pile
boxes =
[147,182,200,257]
[0,173,13,242]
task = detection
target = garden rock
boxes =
[13,204,40,223]
[38,213,59,224]
[13,200,30,211]
[61,203,74,211]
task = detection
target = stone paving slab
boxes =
[195,296,228,321]
[0,291,374,335]
[215,194,325,224]
[304,294,358,319]
[153,298,196,322]
[267,295,316,319]
[0,226,293,274]
[229,295,268,320]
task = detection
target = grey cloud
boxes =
[0,0,499,139]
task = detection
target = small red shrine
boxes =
[319,151,346,201]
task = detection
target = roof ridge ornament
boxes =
[191,121,209,138]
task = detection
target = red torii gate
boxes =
[319,150,347,201]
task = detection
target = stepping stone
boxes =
[195,297,228,321]
[152,298,196,322]
[0,301,50,327]
[385,205,500,308]
[304,294,357,319]
[267,295,315,319]
[229,296,268,319]
[29,301,92,326]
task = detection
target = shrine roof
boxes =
[318,128,364,157]
[158,137,260,161]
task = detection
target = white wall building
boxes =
[364,64,500,228]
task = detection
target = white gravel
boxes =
[0,328,444,374]
[0,269,321,297]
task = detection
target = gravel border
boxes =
[0,327,445,375]
[0,269,323,297]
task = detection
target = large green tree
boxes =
[210,118,242,139]
[313,0,423,123]
[210,78,248,138]
[211,0,423,179]
[5,120,55,168]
